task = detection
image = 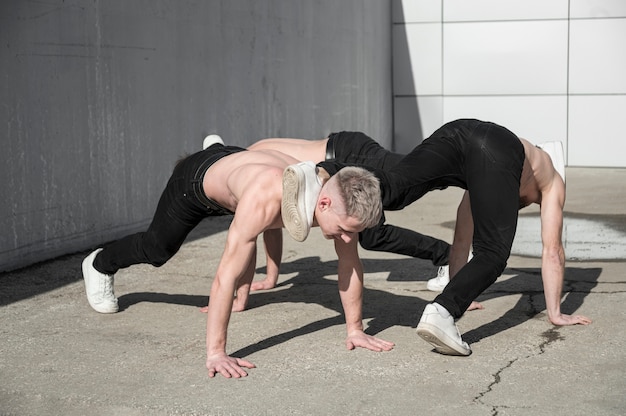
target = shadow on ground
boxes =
[111,256,601,359]
[0,216,231,306]
[1,251,600,360]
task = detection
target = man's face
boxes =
[316,205,364,244]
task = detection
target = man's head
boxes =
[315,166,382,243]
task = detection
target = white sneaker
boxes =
[426,265,450,292]
[537,141,565,184]
[82,248,119,313]
[281,161,323,242]
[416,303,471,356]
[202,134,224,150]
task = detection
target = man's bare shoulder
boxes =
[520,138,565,204]
[203,150,293,213]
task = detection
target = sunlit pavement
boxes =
[1,168,624,415]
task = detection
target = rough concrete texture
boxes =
[1,168,625,415]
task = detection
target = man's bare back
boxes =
[203,149,301,218]
[247,138,328,165]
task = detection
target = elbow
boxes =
[542,245,565,266]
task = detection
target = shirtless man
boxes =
[291,119,592,356]
[81,140,393,379]
[246,132,452,296]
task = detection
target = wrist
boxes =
[546,307,561,321]
[206,339,226,357]
[346,322,364,334]
[207,349,226,359]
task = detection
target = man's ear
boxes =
[318,195,331,211]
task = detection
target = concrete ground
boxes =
[1,167,625,416]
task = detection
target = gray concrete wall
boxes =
[0,0,392,272]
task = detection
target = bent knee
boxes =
[141,241,179,268]
[472,250,508,276]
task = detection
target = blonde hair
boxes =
[330,166,382,228]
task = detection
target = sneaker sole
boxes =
[426,281,447,292]
[281,166,308,242]
[416,323,471,356]
[82,254,119,314]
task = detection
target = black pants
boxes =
[325,131,450,266]
[386,120,524,318]
[322,120,525,318]
[94,145,245,275]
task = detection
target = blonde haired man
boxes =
[82,140,392,379]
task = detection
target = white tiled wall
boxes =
[443,20,569,96]
[444,96,568,143]
[393,0,441,22]
[570,0,626,18]
[569,19,626,94]
[569,95,626,166]
[393,23,442,96]
[442,0,568,21]
[392,0,626,167]
[393,96,443,153]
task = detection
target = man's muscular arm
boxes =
[250,229,283,291]
[334,237,394,352]
[205,181,282,378]
[539,181,591,326]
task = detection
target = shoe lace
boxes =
[100,275,115,299]
[436,266,447,279]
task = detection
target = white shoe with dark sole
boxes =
[281,161,322,242]
[416,304,471,356]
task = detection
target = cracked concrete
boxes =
[1,168,625,415]
[473,358,517,413]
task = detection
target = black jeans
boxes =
[320,120,525,318]
[94,145,245,275]
[325,131,450,266]
[382,119,525,318]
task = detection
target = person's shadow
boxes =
[116,256,600,358]
[457,265,600,345]
[233,258,601,357]
[227,257,429,357]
